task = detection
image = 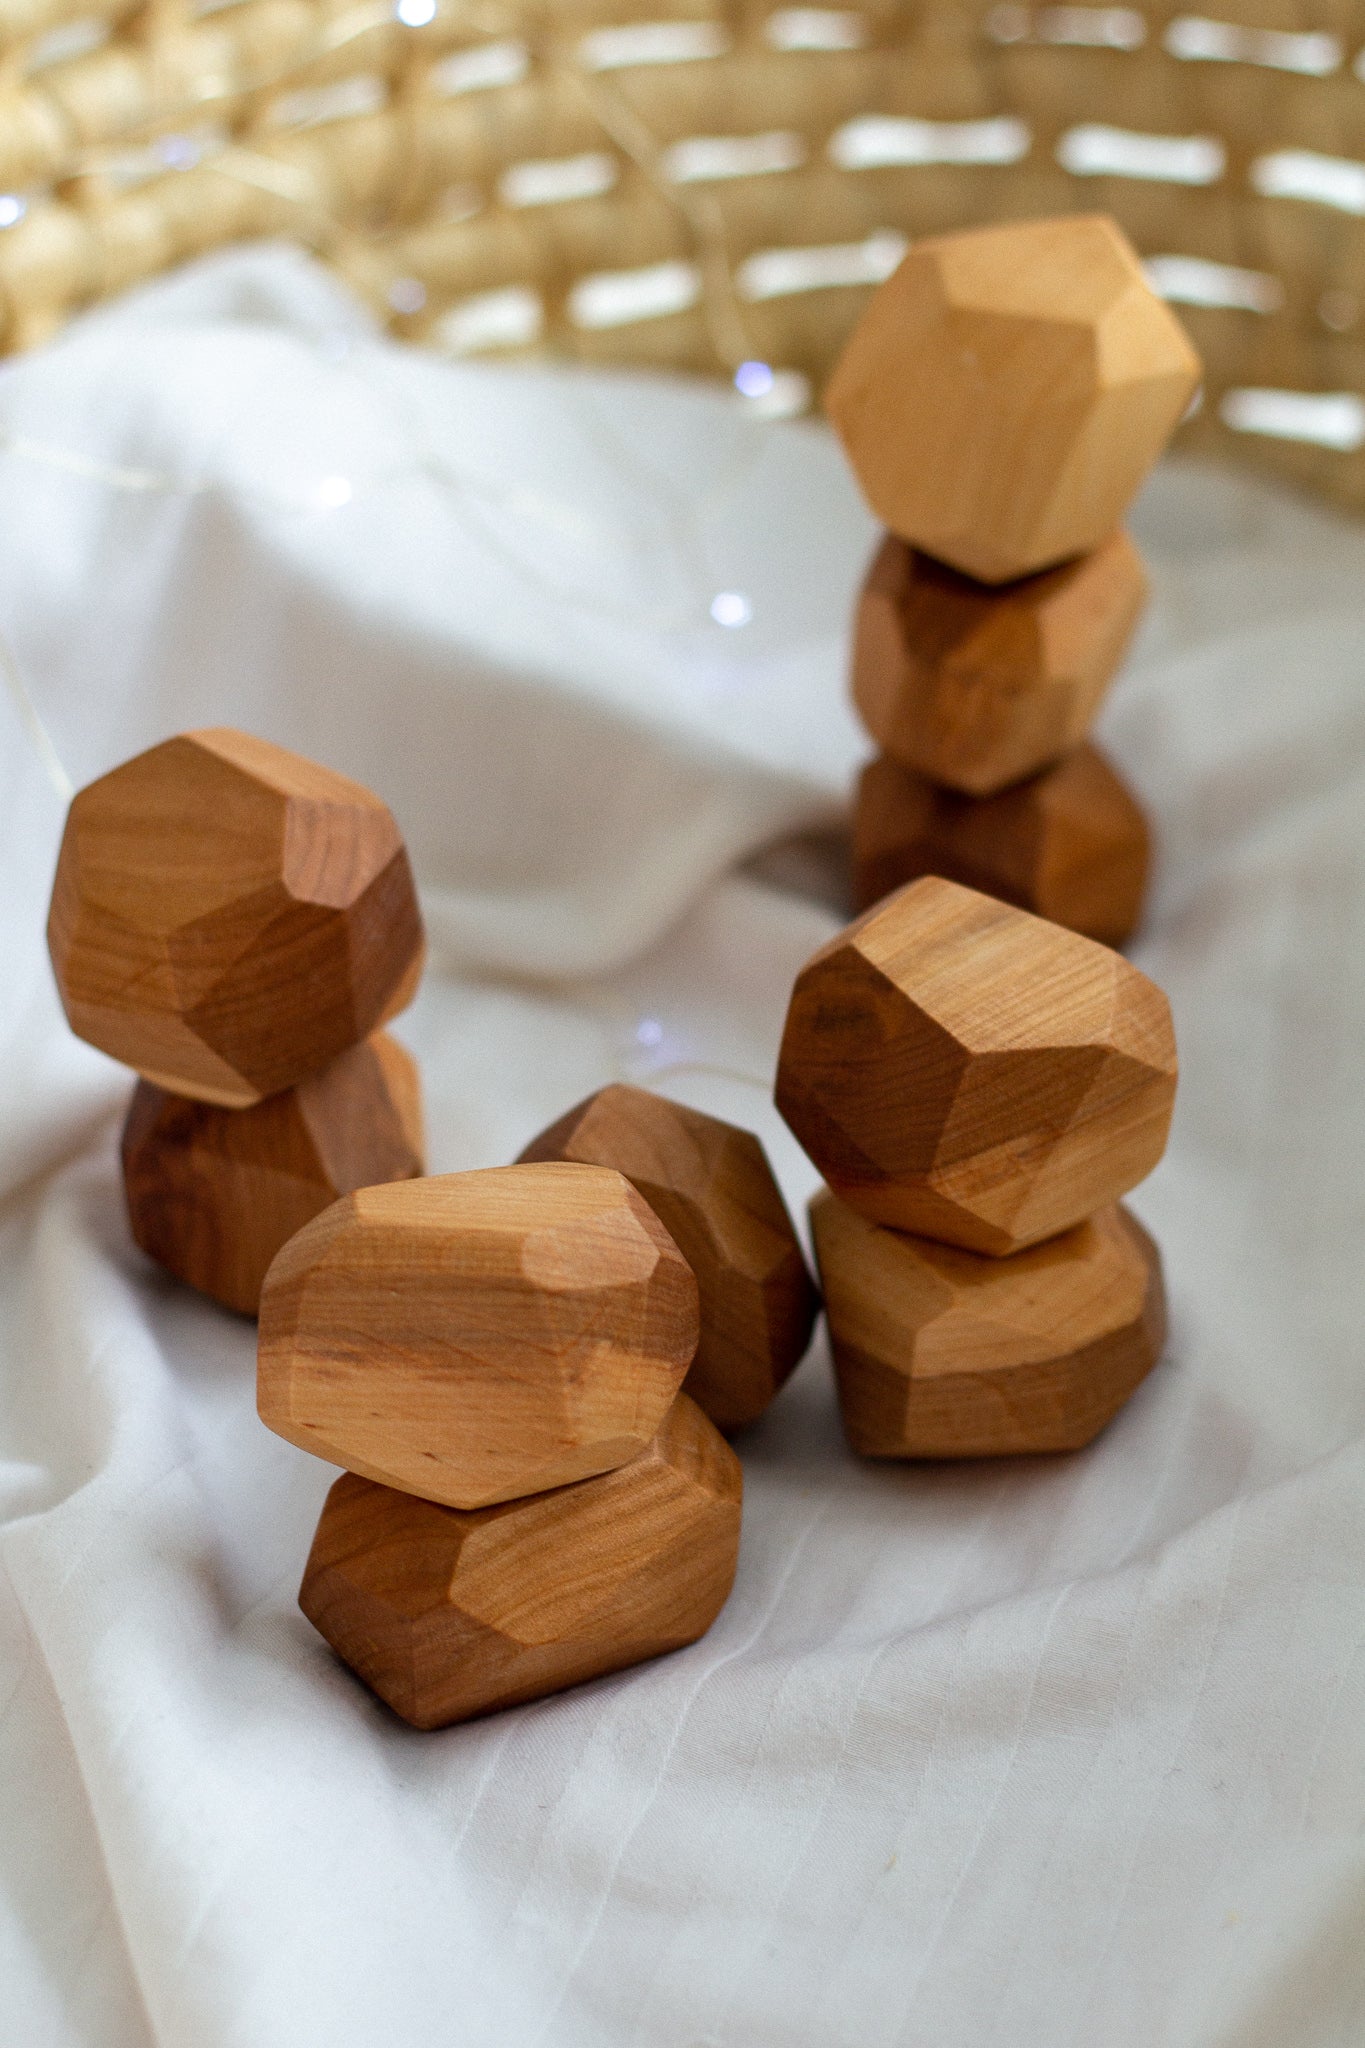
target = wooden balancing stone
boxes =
[851,530,1148,800]
[827,214,1200,943]
[825,214,1200,587]
[776,876,1176,1255]
[299,1397,741,1728]
[46,727,427,1315]
[260,1163,743,1728]
[122,1033,423,1316]
[517,1083,819,1431]
[258,1163,700,1508]
[776,877,1177,1458]
[852,744,1150,947]
[48,727,423,1107]
[811,1194,1165,1459]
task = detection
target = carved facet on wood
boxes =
[812,1191,1166,1458]
[852,530,1148,798]
[48,728,424,1107]
[258,1162,700,1508]
[775,877,1177,1255]
[121,1032,424,1317]
[853,744,1151,947]
[825,215,1201,584]
[299,1394,742,1729]
[517,1084,819,1430]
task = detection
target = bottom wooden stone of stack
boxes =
[299,1395,742,1728]
[122,1031,424,1316]
[852,744,1150,947]
[811,1191,1166,1458]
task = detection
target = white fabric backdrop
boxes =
[2,247,1364,2048]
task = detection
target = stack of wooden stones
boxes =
[46,728,428,1315]
[778,874,1179,1458]
[255,1164,734,1728]
[829,214,1202,946]
[256,1087,817,1727]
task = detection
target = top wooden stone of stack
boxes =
[825,215,1201,586]
[258,1162,701,1509]
[48,729,424,1107]
[775,876,1177,1256]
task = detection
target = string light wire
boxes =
[0,0,798,896]
[567,987,771,1093]
[0,625,73,800]
[0,0,793,668]
[0,329,776,633]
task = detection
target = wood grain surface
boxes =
[258,1162,700,1508]
[775,876,1177,1254]
[48,728,424,1106]
[853,743,1151,947]
[826,215,1200,584]
[299,1394,742,1728]
[812,1189,1166,1458]
[518,1084,819,1431]
[121,1031,424,1317]
[851,530,1147,798]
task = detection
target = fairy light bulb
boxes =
[734,360,775,398]
[158,135,201,170]
[387,277,427,315]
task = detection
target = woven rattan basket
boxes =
[5,0,1365,507]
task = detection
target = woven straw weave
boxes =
[5,0,1365,506]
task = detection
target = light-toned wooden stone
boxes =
[258,1162,700,1508]
[812,1190,1166,1458]
[826,215,1200,584]
[775,876,1177,1255]
[853,743,1151,947]
[299,1394,742,1729]
[47,728,424,1107]
[517,1084,819,1431]
[852,530,1148,797]
[121,1032,424,1317]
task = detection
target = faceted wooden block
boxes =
[775,876,1177,1255]
[48,728,424,1107]
[825,215,1200,584]
[852,530,1147,796]
[121,1032,424,1317]
[811,1191,1166,1457]
[517,1084,819,1431]
[258,1162,699,1508]
[299,1394,742,1728]
[852,744,1151,948]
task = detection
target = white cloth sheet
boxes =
[1,246,1363,2048]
